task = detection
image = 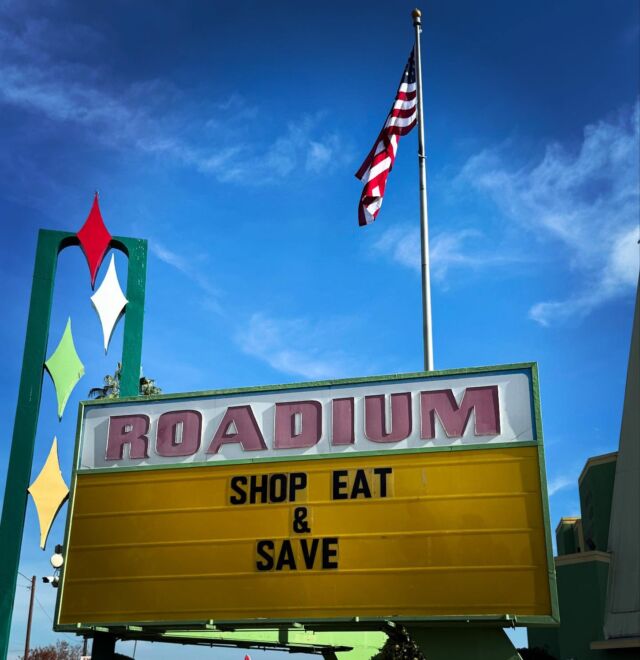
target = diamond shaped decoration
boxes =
[28,438,69,549]
[91,254,128,352]
[77,193,112,287]
[44,318,85,419]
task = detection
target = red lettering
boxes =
[420,386,500,439]
[106,414,149,460]
[332,398,354,445]
[364,393,412,443]
[156,410,201,457]
[207,405,267,454]
[274,401,322,449]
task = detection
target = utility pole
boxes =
[24,575,35,660]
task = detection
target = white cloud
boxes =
[307,140,333,172]
[372,225,420,273]
[460,101,640,325]
[305,133,344,174]
[216,116,351,183]
[235,313,362,380]
[0,12,349,186]
[372,225,519,282]
[530,226,639,325]
[149,240,222,312]
[547,474,575,496]
[1,63,130,126]
[430,229,485,280]
[149,241,193,274]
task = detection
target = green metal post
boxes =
[111,237,147,398]
[0,230,66,660]
[90,237,146,658]
[0,230,146,660]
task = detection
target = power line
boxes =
[34,596,52,623]
[17,572,32,584]
[33,596,79,642]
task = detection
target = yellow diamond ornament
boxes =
[28,438,69,549]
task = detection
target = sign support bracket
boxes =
[405,626,522,660]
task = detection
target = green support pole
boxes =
[90,237,146,659]
[111,237,147,398]
[0,230,146,660]
[406,626,522,660]
[0,230,62,660]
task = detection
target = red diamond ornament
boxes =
[77,193,112,287]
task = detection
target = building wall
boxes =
[579,456,617,552]
[527,455,626,660]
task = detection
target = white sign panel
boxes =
[79,369,535,470]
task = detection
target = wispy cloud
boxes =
[0,11,350,186]
[371,225,421,273]
[149,240,222,312]
[209,114,353,184]
[372,225,520,282]
[459,100,640,325]
[235,312,364,380]
[547,473,575,496]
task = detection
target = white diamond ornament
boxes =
[91,254,128,352]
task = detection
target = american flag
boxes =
[355,50,417,226]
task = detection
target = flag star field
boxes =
[0,1,638,658]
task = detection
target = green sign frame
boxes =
[54,362,559,641]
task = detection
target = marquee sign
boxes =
[55,364,558,630]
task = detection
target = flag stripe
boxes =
[355,49,417,226]
[392,99,417,111]
[386,110,417,125]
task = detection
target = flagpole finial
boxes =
[412,8,422,25]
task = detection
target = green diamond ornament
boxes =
[44,318,85,419]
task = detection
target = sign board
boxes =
[55,364,558,630]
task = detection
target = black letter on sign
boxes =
[351,469,372,499]
[332,470,349,500]
[256,540,274,571]
[275,540,297,570]
[290,472,307,501]
[373,467,392,497]
[322,538,339,569]
[301,538,320,569]
[292,506,310,534]
[229,476,248,505]
[269,473,288,502]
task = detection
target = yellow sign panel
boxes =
[58,445,551,625]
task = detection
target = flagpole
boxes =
[412,8,434,372]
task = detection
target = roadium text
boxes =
[101,385,502,463]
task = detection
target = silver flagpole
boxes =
[412,8,434,372]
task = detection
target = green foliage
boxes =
[88,362,161,399]
[21,640,82,660]
[139,373,161,397]
[370,628,425,660]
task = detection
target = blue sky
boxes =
[0,0,638,657]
